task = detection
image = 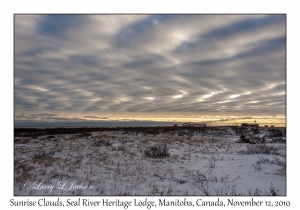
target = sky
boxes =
[14,14,286,126]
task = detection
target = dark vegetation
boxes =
[237,127,286,144]
[92,139,112,147]
[31,150,55,159]
[144,144,170,158]
[239,144,282,155]
[14,126,286,138]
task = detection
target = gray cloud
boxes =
[14,14,286,125]
[84,116,108,119]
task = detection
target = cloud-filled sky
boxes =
[14,14,286,126]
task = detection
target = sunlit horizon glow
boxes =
[14,14,286,127]
[15,111,286,127]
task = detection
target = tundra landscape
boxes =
[14,14,287,197]
[14,126,286,196]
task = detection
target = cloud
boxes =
[14,14,286,125]
[37,15,88,39]
[84,116,108,119]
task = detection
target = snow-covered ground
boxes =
[14,127,286,196]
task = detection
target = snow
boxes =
[14,127,286,196]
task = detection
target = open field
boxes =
[14,126,286,196]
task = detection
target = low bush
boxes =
[254,155,286,176]
[32,150,55,159]
[205,156,218,170]
[93,139,112,147]
[239,144,280,155]
[144,144,170,158]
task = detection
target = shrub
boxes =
[185,168,242,196]
[93,139,112,147]
[255,155,286,176]
[240,144,280,155]
[144,144,170,158]
[205,156,218,170]
[239,134,259,144]
[32,150,55,159]
[247,183,279,196]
